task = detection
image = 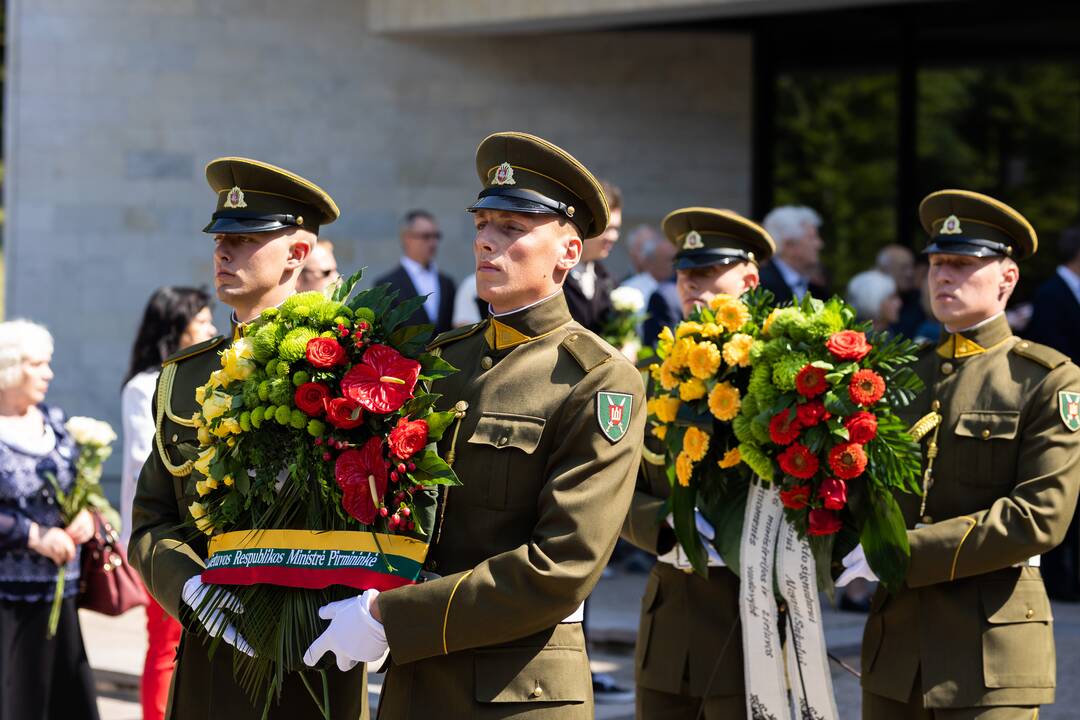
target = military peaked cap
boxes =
[204,157,339,235]
[662,207,775,270]
[919,189,1037,261]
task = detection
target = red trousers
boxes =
[141,595,182,720]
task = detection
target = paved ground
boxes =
[85,569,1080,719]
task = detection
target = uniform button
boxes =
[1019,342,1030,349]
[941,362,954,375]
[922,515,933,524]
[496,435,509,447]
[1026,608,1034,619]
[480,357,493,370]
[931,400,941,411]
[172,433,179,443]
[454,400,469,413]
[531,684,543,699]
[981,428,991,440]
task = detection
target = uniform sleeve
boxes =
[128,389,206,620]
[906,363,1080,588]
[379,358,646,664]
[621,446,673,554]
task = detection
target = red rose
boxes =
[818,477,847,510]
[325,397,364,429]
[340,344,421,414]
[780,485,811,510]
[828,442,868,480]
[305,337,347,369]
[808,508,843,536]
[388,417,429,461]
[825,330,872,361]
[849,369,886,406]
[795,400,829,428]
[795,364,829,398]
[335,437,389,525]
[294,382,330,417]
[778,443,819,480]
[769,409,802,445]
[844,411,878,444]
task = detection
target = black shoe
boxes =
[592,672,635,704]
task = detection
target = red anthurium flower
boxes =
[849,369,886,406]
[340,344,422,414]
[808,508,843,536]
[818,477,847,510]
[294,382,331,417]
[778,443,819,480]
[795,364,829,399]
[388,417,429,460]
[780,485,811,510]
[325,397,364,429]
[828,442,868,480]
[769,409,802,445]
[335,437,389,525]
[844,411,878,444]
[825,330,872,361]
[306,337,347,369]
[795,400,830,428]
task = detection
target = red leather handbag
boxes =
[77,513,148,616]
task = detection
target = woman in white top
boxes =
[121,287,215,720]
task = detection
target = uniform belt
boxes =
[420,571,584,623]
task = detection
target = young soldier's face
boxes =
[675,261,759,318]
[927,253,1018,331]
[472,209,581,314]
[213,228,312,308]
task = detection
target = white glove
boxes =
[658,511,724,568]
[303,589,389,672]
[835,545,879,587]
[181,575,254,656]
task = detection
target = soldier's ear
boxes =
[998,257,1019,299]
[555,226,582,272]
[285,229,316,270]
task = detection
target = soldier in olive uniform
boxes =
[622,207,775,720]
[301,132,647,718]
[129,158,371,719]
[839,190,1080,719]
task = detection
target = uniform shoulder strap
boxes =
[1012,338,1069,370]
[427,322,486,351]
[162,335,226,366]
[561,331,614,373]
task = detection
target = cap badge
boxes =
[224,186,248,209]
[683,231,704,250]
[492,162,516,186]
[940,214,962,235]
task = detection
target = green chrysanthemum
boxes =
[239,411,252,432]
[250,407,265,428]
[241,378,262,409]
[741,391,760,420]
[278,327,319,363]
[251,322,284,363]
[275,361,291,378]
[279,291,325,319]
[274,406,291,425]
[750,412,771,445]
[307,419,326,437]
[353,307,376,325]
[739,442,775,482]
[771,352,809,392]
[732,413,755,444]
[313,300,346,326]
[289,409,307,429]
[747,363,779,405]
[268,378,292,406]
[260,307,279,321]
[292,370,310,387]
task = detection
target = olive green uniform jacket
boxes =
[861,315,1080,709]
[621,414,744,709]
[129,333,369,720]
[375,292,645,719]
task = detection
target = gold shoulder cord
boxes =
[432,347,469,548]
[155,364,194,477]
[909,407,943,517]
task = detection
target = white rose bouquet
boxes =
[601,285,648,361]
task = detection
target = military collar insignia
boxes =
[484,319,532,351]
[683,230,704,250]
[936,334,987,359]
[939,214,963,235]
[1060,391,1080,432]
[597,391,633,443]
[224,186,248,209]
[492,162,516,186]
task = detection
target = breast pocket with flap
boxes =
[466,413,546,510]
[954,411,1019,487]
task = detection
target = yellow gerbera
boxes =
[676,321,704,339]
[651,424,668,441]
[649,363,662,383]
[657,326,675,355]
[707,293,737,311]
[699,322,723,338]
[683,426,710,462]
[654,396,680,423]
[675,451,694,487]
[718,447,742,469]
[669,338,694,369]
[722,333,754,368]
[679,377,707,401]
[708,381,741,421]
[711,296,751,333]
[688,341,722,379]
[659,358,681,391]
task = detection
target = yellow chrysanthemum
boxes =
[688,341,722,379]
[669,338,694,369]
[675,451,694,487]
[649,363,662,383]
[683,426,710,462]
[718,447,742,469]
[762,308,781,337]
[653,396,680,423]
[711,296,751,332]
[679,377,707,401]
[657,326,675,354]
[659,358,681,391]
[722,333,754,368]
[651,425,668,441]
[676,321,704,339]
[708,381,741,421]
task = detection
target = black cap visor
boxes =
[468,187,589,238]
[675,248,754,271]
[203,212,313,236]
[922,236,1012,258]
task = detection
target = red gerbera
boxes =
[769,409,802,445]
[335,437,389,525]
[778,443,819,480]
[844,411,878,444]
[808,508,843,536]
[780,484,811,510]
[849,369,886,407]
[795,364,829,399]
[828,442,868,480]
[795,400,830,428]
[340,344,422,414]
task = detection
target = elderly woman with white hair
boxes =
[0,320,99,720]
[846,269,903,330]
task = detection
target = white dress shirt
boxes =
[771,257,811,300]
[400,256,441,325]
[120,369,158,546]
[452,273,482,327]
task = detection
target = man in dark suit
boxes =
[374,209,457,334]
[759,205,827,303]
[564,181,621,333]
[1026,224,1080,600]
